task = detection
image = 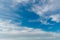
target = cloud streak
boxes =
[26,0,60,24]
[0,0,60,40]
[0,19,59,40]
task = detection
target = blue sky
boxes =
[0,0,60,40]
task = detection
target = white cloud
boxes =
[28,0,60,24]
[0,0,23,22]
[1,0,60,25]
[0,19,43,34]
[0,19,59,40]
[50,14,60,22]
[0,0,60,40]
[31,0,53,16]
[15,0,29,3]
[26,0,53,25]
[50,0,60,10]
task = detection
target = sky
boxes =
[0,0,60,40]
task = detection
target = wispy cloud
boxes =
[0,19,59,40]
[0,0,60,40]
[27,0,60,24]
[50,14,60,23]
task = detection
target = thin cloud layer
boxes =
[28,0,60,24]
[0,0,60,40]
[1,0,60,24]
[0,19,59,40]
